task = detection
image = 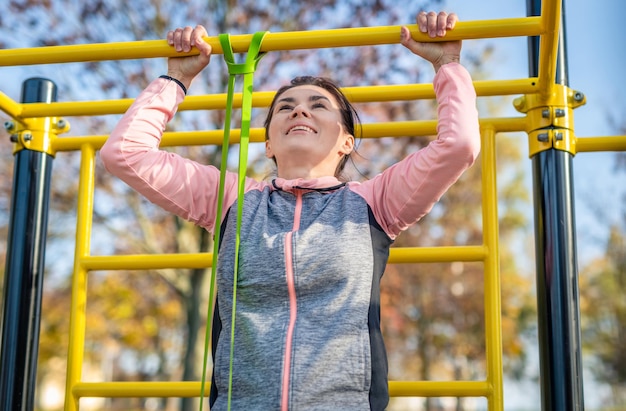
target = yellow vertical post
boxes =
[64,144,96,411]
[536,0,562,97]
[481,125,504,410]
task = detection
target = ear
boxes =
[265,139,274,158]
[339,134,355,155]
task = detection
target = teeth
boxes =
[288,125,315,134]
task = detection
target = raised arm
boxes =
[100,25,241,231]
[351,11,480,239]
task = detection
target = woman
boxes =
[101,11,480,411]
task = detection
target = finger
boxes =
[190,25,204,47]
[446,12,458,30]
[166,30,175,46]
[417,11,428,33]
[192,25,212,57]
[400,26,411,44]
[426,11,438,38]
[399,26,425,56]
[437,12,448,37]
[181,26,194,52]
[171,28,181,51]
[190,24,208,45]
[400,26,418,49]
[171,27,187,52]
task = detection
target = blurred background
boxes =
[0,0,624,410]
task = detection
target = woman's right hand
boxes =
[166,25,213,90]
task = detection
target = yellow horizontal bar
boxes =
[0,18,541,67]
[16,79,539,119]
[389,381,493,397]
[73,382,204,398]
[388,246,487,264]
[72,380,491,399]
[52,125,410,152]
[329,78,539,103]
[576,136,626,153]
[475,78,539,97]
[245,18,542,52]
[81,245,486,272]
[18,98,139,118]
[51,117,526,153]
[81,253,212,271]
[363,121,437,138]
[52,136,107,152]
[482,117,527,133]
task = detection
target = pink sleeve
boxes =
[100,77,242,232]
[350,63,481,239]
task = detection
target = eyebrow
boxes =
[276,95,331,104]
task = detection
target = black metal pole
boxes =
[527,1,585,410]
[0,78,56,411]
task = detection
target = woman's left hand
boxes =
[166,25,213,90]
[400,11,462,72]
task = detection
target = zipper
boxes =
[281,189,303,411]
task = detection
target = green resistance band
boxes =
[199,31,268,411]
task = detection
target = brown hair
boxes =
[263,76,361,178]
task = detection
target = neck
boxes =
[276,161,338,181]
[277,168,333,181]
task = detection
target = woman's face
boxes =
[265,85,354,178]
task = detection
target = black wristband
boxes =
[159,75,187,95]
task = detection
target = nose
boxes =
[290,104,310,118]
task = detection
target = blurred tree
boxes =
[579,124,626,409]
[580,226,626,409]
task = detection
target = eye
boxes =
[277,104,293,112]
[312,102,327,109]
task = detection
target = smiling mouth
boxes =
[287,125,316,135]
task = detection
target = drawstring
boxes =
[199,31,268,411]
